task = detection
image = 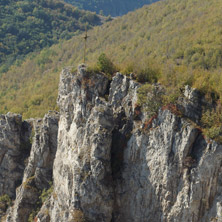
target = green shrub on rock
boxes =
[137,83,164,118]
[201,102,222,143]
[97,53,116,76]
[136,66,160,83]
[40,184,53,203]
[0,194,12,213]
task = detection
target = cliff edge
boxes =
[1,65,222,222]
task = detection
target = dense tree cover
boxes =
[0,0,101,72]
[64,0,159,16]
[1,0,222,119]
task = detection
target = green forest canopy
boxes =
[0,0,102,72]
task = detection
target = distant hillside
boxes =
[64,0,159,16]
[1,0,222,118]
[0,0,102,72]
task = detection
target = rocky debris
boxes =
[4,65,222,222]
[6,111,59,222]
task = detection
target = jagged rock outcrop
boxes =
[6,112,59,222]
[0,113,32,199]
[177,85,205,123]
[111,108,222,222]
[3,65,222,222]
[0,113,32,219]
[36,66,222,222]
[39,65,114,222]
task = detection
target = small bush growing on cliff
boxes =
[27,182,53,222]
[201,102,222,143]
[40,183,53,203]
[23,176,37,191]
[96,53,116,76]
[0,194,12,212]
[137,83,164,118]
[28,210,38,222]
[29,128,35,145]
[120,59,160,83]
[136,66,160,83]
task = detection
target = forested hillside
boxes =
[0,0,101,73]
[64,0,159,16]
[1,0,222,118]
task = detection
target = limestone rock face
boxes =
[0,113,32,199]
[112,109,222,222]
[6,112,59,222]
[178,85,205,123]
[0,113,32,219]
[44,66,114,222]
[37,67,222,222]
[4,66,222,222]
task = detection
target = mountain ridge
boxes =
[64,0,159,16]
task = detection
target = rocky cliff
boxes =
[1,65,222,222]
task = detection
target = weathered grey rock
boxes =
[109,72,139,116]
[38,67,114,222]
[0,113,32,200]
[5,67,222,222]
[6,111,59,222]
[37,69,222,222]
[178,85,204,123]
[112,108,222,222]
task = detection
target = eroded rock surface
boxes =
[0,113,32,199]
[6,112,59,222]
[4,65,222,222]
[0,113,32,219]
[41,65,113,222]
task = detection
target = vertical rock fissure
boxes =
[189,133,208,166]
[110,129,125,180]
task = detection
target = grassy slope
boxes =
[64,0,159,16]
[1,0,222,118]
